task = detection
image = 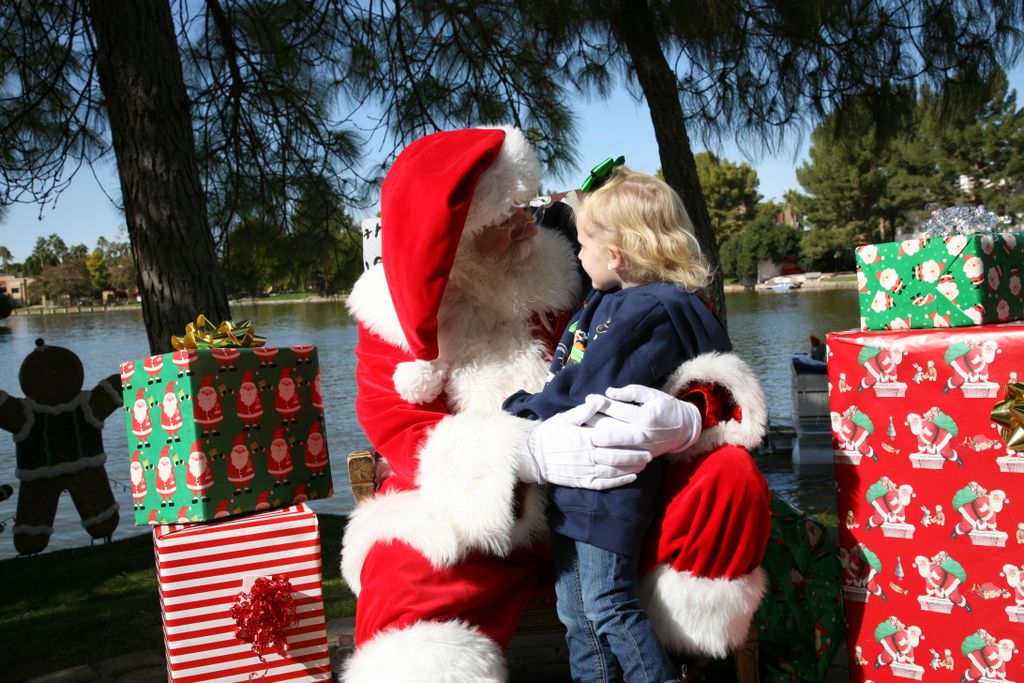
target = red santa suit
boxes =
[227,435,255,492]
[143,354,164,383]
[340,127,770,682]
[235,372,263,429]
[303,423,328,477]
[211,347,240,372]
[129,451,147,508]
[267,428,294,484]
[291,344,314,364]
[171,349,198,377]
[130,388,153,445]
[193,376,224,435]
[275,368,301,423]
[253,346,279,368]
[185,443,214,501]
[155,446,177,505]
[160,382,183,441]
[120,360,135,388]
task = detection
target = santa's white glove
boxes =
[584,384,703,457]
[519,396,653,490]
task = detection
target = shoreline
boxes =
[724,274,858,293]
[7,294,347,316]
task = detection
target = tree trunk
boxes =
[610,0,726,325]
[88,0,230,353]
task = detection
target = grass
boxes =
[0,514,355,682]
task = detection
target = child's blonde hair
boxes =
[578,167,712,290]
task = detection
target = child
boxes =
[504,167,732,682]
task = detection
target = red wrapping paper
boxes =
[827,322,1024,682]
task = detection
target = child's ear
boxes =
[607,244,625,271]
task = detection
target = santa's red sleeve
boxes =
[638,351,772,658]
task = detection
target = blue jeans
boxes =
[551,532,678,683]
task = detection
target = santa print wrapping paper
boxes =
[121,346,332,525]
[153,504,331,683]
[827,322,1024,682]
[856,231,1024,331]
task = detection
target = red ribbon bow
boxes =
[229,575,297,661]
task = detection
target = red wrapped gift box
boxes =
[827,323,1024,682]
[153,504,331,682]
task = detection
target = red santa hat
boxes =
[233,434,247,449]
[164,381,176,396]
[381,125,542,403]
[132,450,142,466]
[135,388,146,403]
[308,422,322,437]
[200,375,214,390]
[279,368,293,382]
[190,441,204,455]
[241,371,256,387]
[273,427,286,442]
[160,444,171,460]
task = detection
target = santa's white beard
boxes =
[434,227,583,412]
[443,226,581,324]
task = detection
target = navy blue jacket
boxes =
[503,282,732,556]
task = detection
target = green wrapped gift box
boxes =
[855,232,1024,331]
[120,345,332,525]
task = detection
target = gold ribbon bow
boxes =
[171,314,266,350]
[991,382,1024,451]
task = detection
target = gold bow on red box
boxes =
[991,382,1024,451]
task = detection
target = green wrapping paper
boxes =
[120,345,332,524]
[855,231,1024,331]
[755,493,844,683]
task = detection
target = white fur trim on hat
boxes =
[463,125,542,234]
[341,619,507,683]
[661,352,767,458]
[394,358,448,404]
[638,564,767,658]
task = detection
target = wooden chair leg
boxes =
[733,622,760,683]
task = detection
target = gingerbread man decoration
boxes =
[0,338,122,554]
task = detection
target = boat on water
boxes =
[766,276,802,292]
[790,352,832,464]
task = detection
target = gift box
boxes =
[827,322,1024,682]
[855,231,1024,331]
[153,504,331,682]
[122,320,332,525]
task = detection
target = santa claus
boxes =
[303,422,328,478]
[129,451,147,510]
[267,427,294,485]
[274,368,301,424]
[160,382,183,443]
[155,446,177,507]
[143,354,163,384]
[340,126,770,681]
[185,441,214,503]
[193,375,224,437]
[226,434,255,494]
[235,371,263,431]
[129,388,152,448]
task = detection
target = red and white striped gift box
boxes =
[153,504,332,683]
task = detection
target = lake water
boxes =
[0,289,861,559]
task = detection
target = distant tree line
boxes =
[2,185,364,304]
[709,71,1023,282]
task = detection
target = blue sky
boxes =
[2,65,1022,262]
